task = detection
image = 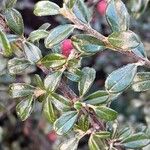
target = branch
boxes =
[60,7,150,68]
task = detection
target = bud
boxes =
[97,0,107,16]
[61,39,73,57]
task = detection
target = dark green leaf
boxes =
[51,93,70,112]
[78,67,96,96]
[132,72,150,92]
[106,0,130,32]
[92,106,118,121]
[54,111,78,135]
[73,0,91,23]
[28,29,49,42]
[45,24,75,48]
[108,31,140,51]
[34,1,60,16]
[0,30,12,57]
[122,132,150,148]
[118,127,132,140]
[105,63,137,93]
[43,95,56,123]
[84,90,109,105]
[23,42,42,63]
[16,95,34,121]
[8,58,31,74]
[10,83,35,98]
[44,71,62,92]
[5,8,24,35]
[72,34,105,54]
[94,131,111,139]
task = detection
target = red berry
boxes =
[61,39,73,57]
[47,130,57,142]
[97,0,107,16]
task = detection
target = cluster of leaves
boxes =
[0,0,150,149]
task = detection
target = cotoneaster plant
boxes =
[0,0,150,149]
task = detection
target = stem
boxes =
[60,6,150,68]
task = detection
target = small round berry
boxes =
[61,39,73,57]
[47,130,57,142]
[97,0,107,16]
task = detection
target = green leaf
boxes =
[10,83,35,98]
[0,30,12,57]
[64,0,77,9]
[34,1,60,16]
[44,71,62,92]
[28,29,49,42]
[132,72,150,92]
[78,67,96,96]
[128,0,150,19]
[132,42,147,58]
[54,111,78,135]
[76,114,89,132]
[88,133,109,150]
[105,63,137,93]
[38,23,51,30]
[16,95,35,121]
[0,103,5,112]
[92,106,118,121]
[51,93,70,112]
[23,42,42,63]
[72,34,105,54]
[5,8,24,35]
[108,31,140,51]
[106,0,130,32]
[94,131,111,139]
[64,68,82,82]
[60,132,83,150]
[33,74,44,89]
[4,0,17,9]
[43,95,56,123]
[122,132,150,149]
[45,24,75,48]
[73,0,91,23]
[84,90,109,105]
[118,127,132,140]
[8,58,31,74]
[39,53,67,68]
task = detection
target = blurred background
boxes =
[0,0,150,149]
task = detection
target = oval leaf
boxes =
[105,63,137,93]
[78,67,96,96]
[5,8,24,35]
[39,53,67,68]
[84,90,109,105]
[8,58,31,74]
[132,72,150,92]
[16,96,35,121]
[45,24,75,48]
[122,132,150,149]
[72,34,105,54]
[23,42,42,63]
[0,30,12,57]
[106,0,130,32]
[54,111,78,135]
[44,71,62,92]
[43,95,56,123]
[10,83,35,98]
[34,1,60,16]
[108,31,140,51]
